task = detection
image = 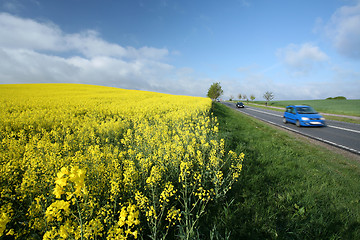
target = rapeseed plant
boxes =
[0,84,244,239]
[0,204,13,237]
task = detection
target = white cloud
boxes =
[322,1,360,59]
[0,48,77,83]
[0,12,64,51]
[64,30,127,58]
[0,13,205,96]
[0,13,169,60]
[276,43,328,76]
[0,47,176,92]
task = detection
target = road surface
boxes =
[223,102,360,155]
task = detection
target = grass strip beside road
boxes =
[251,100,360,117]
[210,102,360,239]
[245,102,360,124]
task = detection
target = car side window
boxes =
[286,107,295,114]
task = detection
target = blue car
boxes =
[283,105,326,127]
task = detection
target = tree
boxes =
[250,94,255,101]
[326,96,347,100]
[243,94,247,101]
[207,82,223,100]
[263,91,274,105]
[229,95,234,101]
[238,93,242,100]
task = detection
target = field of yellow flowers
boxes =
[0,84,244,239]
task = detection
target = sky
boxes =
[0,0,359,100]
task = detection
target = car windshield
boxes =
[296,106,317,114]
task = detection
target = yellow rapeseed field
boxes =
[0,84,244,239]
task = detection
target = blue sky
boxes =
[0,0,359,100]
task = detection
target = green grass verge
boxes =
[252,99,360,117]
[206,102,360,240]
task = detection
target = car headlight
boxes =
[320,117,325,120]
[301,117,309,121]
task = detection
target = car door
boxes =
[286,107,296,123]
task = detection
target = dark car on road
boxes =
[236,102,245,108]
[283,105,326,127]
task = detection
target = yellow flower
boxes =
[118,206,127,227]
[6,229,14,236]
[69,166,86,196]
[56,167,69,184]
[146,165,162,186]
[45,200,70,222]
[53,168,69,199]
[160,182,176,206]
[125,204,140,227]
[55,176,67,188]
[84,219,104,239]
[0,204,12,237]
[58,224,69,239]
[166,207,181,225]
[43,227,57,240]
[0,213,10,236]
[1,84,246,239]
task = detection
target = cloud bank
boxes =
[0,13,169,59]
[327,1,360,59]
[276,43,328,76]
[321,0,360,59]
[0,12,211,96]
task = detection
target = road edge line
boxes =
[234,106,360,156]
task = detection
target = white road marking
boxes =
[238,107,360,155]
[246,106,360,134]
[327,125,360,134]
[246,107,282,117]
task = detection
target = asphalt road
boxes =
[222,102,360,155]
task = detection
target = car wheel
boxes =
[283,118,287,124]
[296,120,301,127]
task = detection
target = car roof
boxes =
[286,105,310,108]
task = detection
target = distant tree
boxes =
[238,93,242,100]
[250,94,255,101]
[263,91,274,105]
[229,95,234,101]
[207,82,223,100]
[334,96,347,100]
[243,94,247,101]
[326,96,347,100]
